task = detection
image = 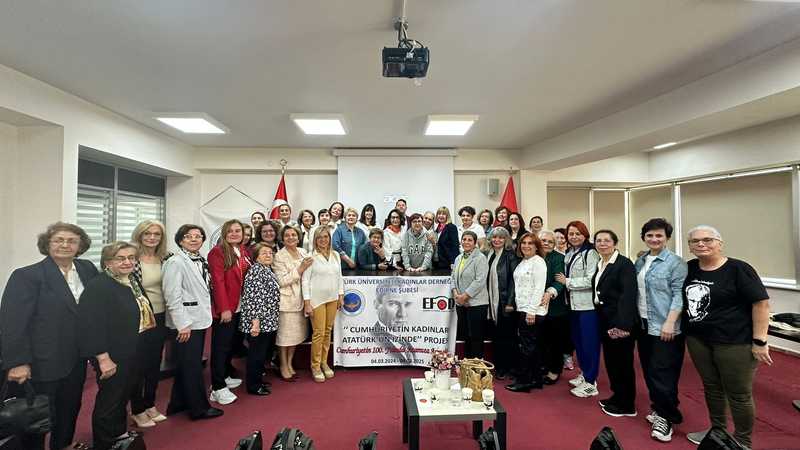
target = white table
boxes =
[401,378,507,450]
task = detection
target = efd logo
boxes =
[422,296,454,311]
[341,290,365,316]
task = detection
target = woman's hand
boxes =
[503,305,515,313]
[427,233,437,244]
[303,300,314,318]
[555,273,567,284]
[752,344,773,365]
[455,293,470,306]
[539,292,553,307]
[338,295,344,311]
[525,313,536,325]
[96,354,117,380]
[607,328,630,339]
[7,364,31,383]
[660,321,676,342]
[342,255,356,269]
[220,310,233,323]
[377,262,388,270]
[177,327,191,343]
[298,257,313,274]
[251,319,260,337]
[376,248,386,259]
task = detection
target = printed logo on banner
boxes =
[341,290,366,316]
[422,296,455,311]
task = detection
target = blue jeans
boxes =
[570,310,600,384]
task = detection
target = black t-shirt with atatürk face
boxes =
[682,258,769,345]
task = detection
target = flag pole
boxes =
[280,158,287,175]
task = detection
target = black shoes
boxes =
[191,407,224,420]
[166,404,186,416]
[543,375,559,385]
[248,384,271,396]
[505,382,543,393]
[600,403,637,417]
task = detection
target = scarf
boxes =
[105,268,155,332]
[436,222,445,234]
[181,248,212,291]
[388,224,401,234]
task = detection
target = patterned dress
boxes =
[239,262,280,334]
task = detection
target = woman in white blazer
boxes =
[273,226,313,381]
[451,230,490,359]
[301,227,344,383]
[162,224,222,421]
[506,232,549,393]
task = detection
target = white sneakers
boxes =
[210,387,238,405]
[570,381,599,397]
[650,414,673,442]
[568,374,585,387]
[225,377,242,389]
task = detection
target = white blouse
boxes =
[301,251,344,309]
[513,256,548,316]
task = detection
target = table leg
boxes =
[472,420,483,439]
[402,395,408,443]
[495,410,507,450]
[409,416,420,450]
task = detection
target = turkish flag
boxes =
[269,175,288,219]
[499,176,518,213]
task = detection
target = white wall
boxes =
[0,122,17,285]
[454,172,520,220]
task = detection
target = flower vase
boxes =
[433,369,451,391]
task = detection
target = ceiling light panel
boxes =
[153,113,228,134]
[425,115,479,136]
[290,114,347,135]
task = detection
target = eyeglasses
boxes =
[688,237,718,246]
[51,238,80,246]
[111,255,137,263]
[183,234,204,240]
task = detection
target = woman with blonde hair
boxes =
[301,227,344,382]
[128,220,170,427]
[434,206,460,269]
[273,226,313,381]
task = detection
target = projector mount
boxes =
[393,0,425,51]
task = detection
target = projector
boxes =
[382,47,429,78]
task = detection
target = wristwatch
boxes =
[752,338,767,347]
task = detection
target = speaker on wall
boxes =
[486,178,500,196]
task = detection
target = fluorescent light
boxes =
[153,113,228,134]
[290,114,347,135]
[425,115,479,136]
[652,142,677,150]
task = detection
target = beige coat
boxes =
[273,246,308,312]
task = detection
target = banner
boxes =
[334,276,456,367]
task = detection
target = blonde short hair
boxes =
[131,220,168,259]
[435,206,452,224]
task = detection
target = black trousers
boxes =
[516,314,545,384]
[25,359,87,450]
[246,331,276,390]
[637,321,685,424]
[210,314,240,390]
[601,330,637,410]
[130,313,167,414]
[91,358,133,450]
[491,309,518,374]
[168,329,211,417]
[541,314,572,375]
[456,304,488,359]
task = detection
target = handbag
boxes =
[357,431,377,450]
[270,428,315,450]
[0,435,23,450]
[110,431,146,450]
[235,430,263,450]
[589,427,624,450]
[0,380,50,437]
[477,428,500,450]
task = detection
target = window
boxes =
[77,157,166,267]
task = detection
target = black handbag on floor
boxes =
[697,427,745,450]
[0,435,23,450]
[477,428,500,450]
[0,380,50,437]
[235,430,263,450]
[110,431,146,450]
[589,427,624,450]
[358,431,377,450]
[270,428,315,450]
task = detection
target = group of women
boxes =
[0,200,773,449]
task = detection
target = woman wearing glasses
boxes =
[682,226,770,449]
[162,225,222,421]
[78,242,152,450]
[383,208,406,269]
[1,222,98,450]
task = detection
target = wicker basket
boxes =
[457,358,494,401]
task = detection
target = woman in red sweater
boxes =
[207,219,252,405]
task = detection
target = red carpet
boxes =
[73,351,800,450]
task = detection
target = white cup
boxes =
[424,370,434,383]
[462,387,473,401]
[482,389,495,409]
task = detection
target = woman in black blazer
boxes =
[79,242,152,450]
[485,227,519,379]
[433,206,460,269]
[1,222,98,450]
[591,229,638,418]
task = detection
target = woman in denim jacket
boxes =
[634,218,688,443]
